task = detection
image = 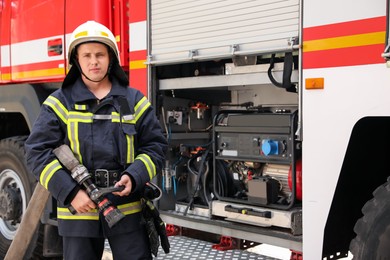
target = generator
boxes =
[210,110,301,233]
[213,110,299,205]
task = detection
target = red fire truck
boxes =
[1,0,390,259]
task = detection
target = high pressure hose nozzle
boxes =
[53,144,125,228]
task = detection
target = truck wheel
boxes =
[349,179,390,259]
[0,137,37,259]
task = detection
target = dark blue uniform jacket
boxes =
[25,78,167,237]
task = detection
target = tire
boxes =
[350,179,390,260]
[0,136,39,259]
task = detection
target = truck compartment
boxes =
[153,52,302,236]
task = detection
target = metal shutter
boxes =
[149,0,300,65]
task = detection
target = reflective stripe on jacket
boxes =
[25,78,167,237]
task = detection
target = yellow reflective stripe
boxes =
[74,104,87,110]
[40,159,62,189]
[118,201,142,215]
[67,111,94,163]
[43,96,69,124]
[57,201,141,220]
[57,207,99,220]
[94,112,135,123]
[68,121,82,163]
[134,97,151,122]
[75,30,109,38]
[68,111,94,123]
[126,135,134,164]
[111,112,133,123]
[112,112,136,124]
[112,112,121,122]
[130,60,147,70]
[303,31,385,53]
[74,31,88,38]
[136,154,156,180]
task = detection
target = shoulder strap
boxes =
[116,96,134,115]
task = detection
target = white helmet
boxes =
[67,20,120,64]
[63,20,128,87]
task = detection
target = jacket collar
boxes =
[71,77,128,103]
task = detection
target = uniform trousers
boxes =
[63,226,152,260]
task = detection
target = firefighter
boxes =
[25,20,167,260]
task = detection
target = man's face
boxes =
[76,42,110,82]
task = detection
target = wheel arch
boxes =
[0,84,55,139]
[322,116,390,258]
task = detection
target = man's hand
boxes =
[71,189,96,213]
[113,174,132,196]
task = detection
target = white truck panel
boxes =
[302,64,390,259]
[303,0,385,27]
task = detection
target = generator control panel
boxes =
[214,111,297,164]
[212,110,299,209]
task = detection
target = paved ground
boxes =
[102,236,356,259]
[102,236,289,260]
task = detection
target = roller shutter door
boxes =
[149,0,300,65]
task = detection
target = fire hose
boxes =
[53,144,125,228]
[53,144,170,256]
[5,144,169,259]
